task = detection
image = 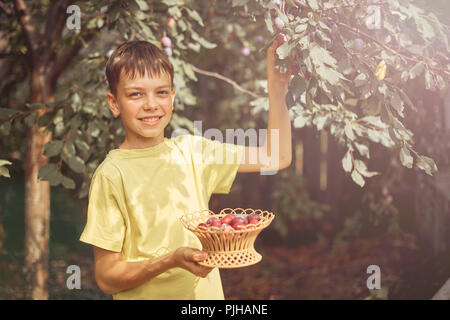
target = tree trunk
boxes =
[24,67,52,300]
[24,126,51,299]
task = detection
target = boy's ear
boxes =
[107,92,120,118]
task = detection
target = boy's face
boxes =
[107,70,175,149]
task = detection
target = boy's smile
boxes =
[107,71,175,150]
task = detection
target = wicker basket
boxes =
[180,208,274,268]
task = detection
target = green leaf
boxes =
[232,0,249,6]
[182,62,198,81]
[359,86,371,102]
[289,75,307,101]
[38,163,63,186]
[416,155,438,176]
[191,31,216,49]
[435,74,447,91]
[354,73,368,87]
[185,7,204,27]
[399,146,413,168]
[276,41,292,60]
[64,141,76,157]
[424,69,434,90]
[308,0,319,10]
[414,14,435,40]
[0,160,12,178]
[24,112,38,127]
[135,0,149,10]
[49,171,63,186]
[187,42,201,52]
[354,159,379,178]
[250,97,269,114]
[163,0,182,5]
[69,114,83,130]
[351,169,365,187]
[62,176,76,189]
[0,122,11,136]
[313,114,328,130]
[344,123,356,141]
[360,116,388,129]
[136,19,154,39]
[293,113,310,128]
[0,108,18,120]
[295,23,308,33]
[87,122,100,138]
[38,163,57,180]
[342,150,353,173]
[345,98,358,107]
[399,89,416,111]
[75,139,90,154]
[354,142,370,159]
[0,160,12,167]
[44,140,64,157]
[315,64,343,85]
[78,180,90,199]
[0,166,10,178]
[309,43,337,68]
[63,154,85,174]
[38,110,55,127]
[264,10,274,34]
[25,103,44,109]
[409,62,425,79]
[390,91,404,118]
[338,59,353,76]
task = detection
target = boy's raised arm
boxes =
[238,40,293,174]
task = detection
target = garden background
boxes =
[0,0,449,300]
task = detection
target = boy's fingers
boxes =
[267,41,279,63]
[266,41,277,57]
[193,251,208,262]
[196,265,214,278]
[271,39,279,49]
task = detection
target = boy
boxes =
[80,40,292,299]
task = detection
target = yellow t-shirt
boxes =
[80,134,244,300]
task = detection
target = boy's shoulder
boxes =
[170,133,201,144]
[169,133,205,152]
[92,157,122,183]
[170,133,223,148]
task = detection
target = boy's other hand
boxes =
[172,247,214,278]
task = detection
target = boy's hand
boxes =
[172,247,214,278]
[267,39,295,92]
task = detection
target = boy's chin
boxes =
[139,131,165,138]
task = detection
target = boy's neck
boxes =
[119,136,165,150]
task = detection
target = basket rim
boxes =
[180,207,274,234]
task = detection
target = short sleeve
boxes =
[79,170,126,252]
[200,137,245,195]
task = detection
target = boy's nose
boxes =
[143,97,159,110]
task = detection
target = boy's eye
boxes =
[158,91,168,95]
[130,92,142,97]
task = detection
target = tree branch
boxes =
[13,0,40,57]
[47,29,95,91]
[189,64,263,99]
[42,0,72,66]
[336,21,450,77]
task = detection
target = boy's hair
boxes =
[105,40,174,96]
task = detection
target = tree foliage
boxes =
[0,0,448,196]
[233,0,448,187]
